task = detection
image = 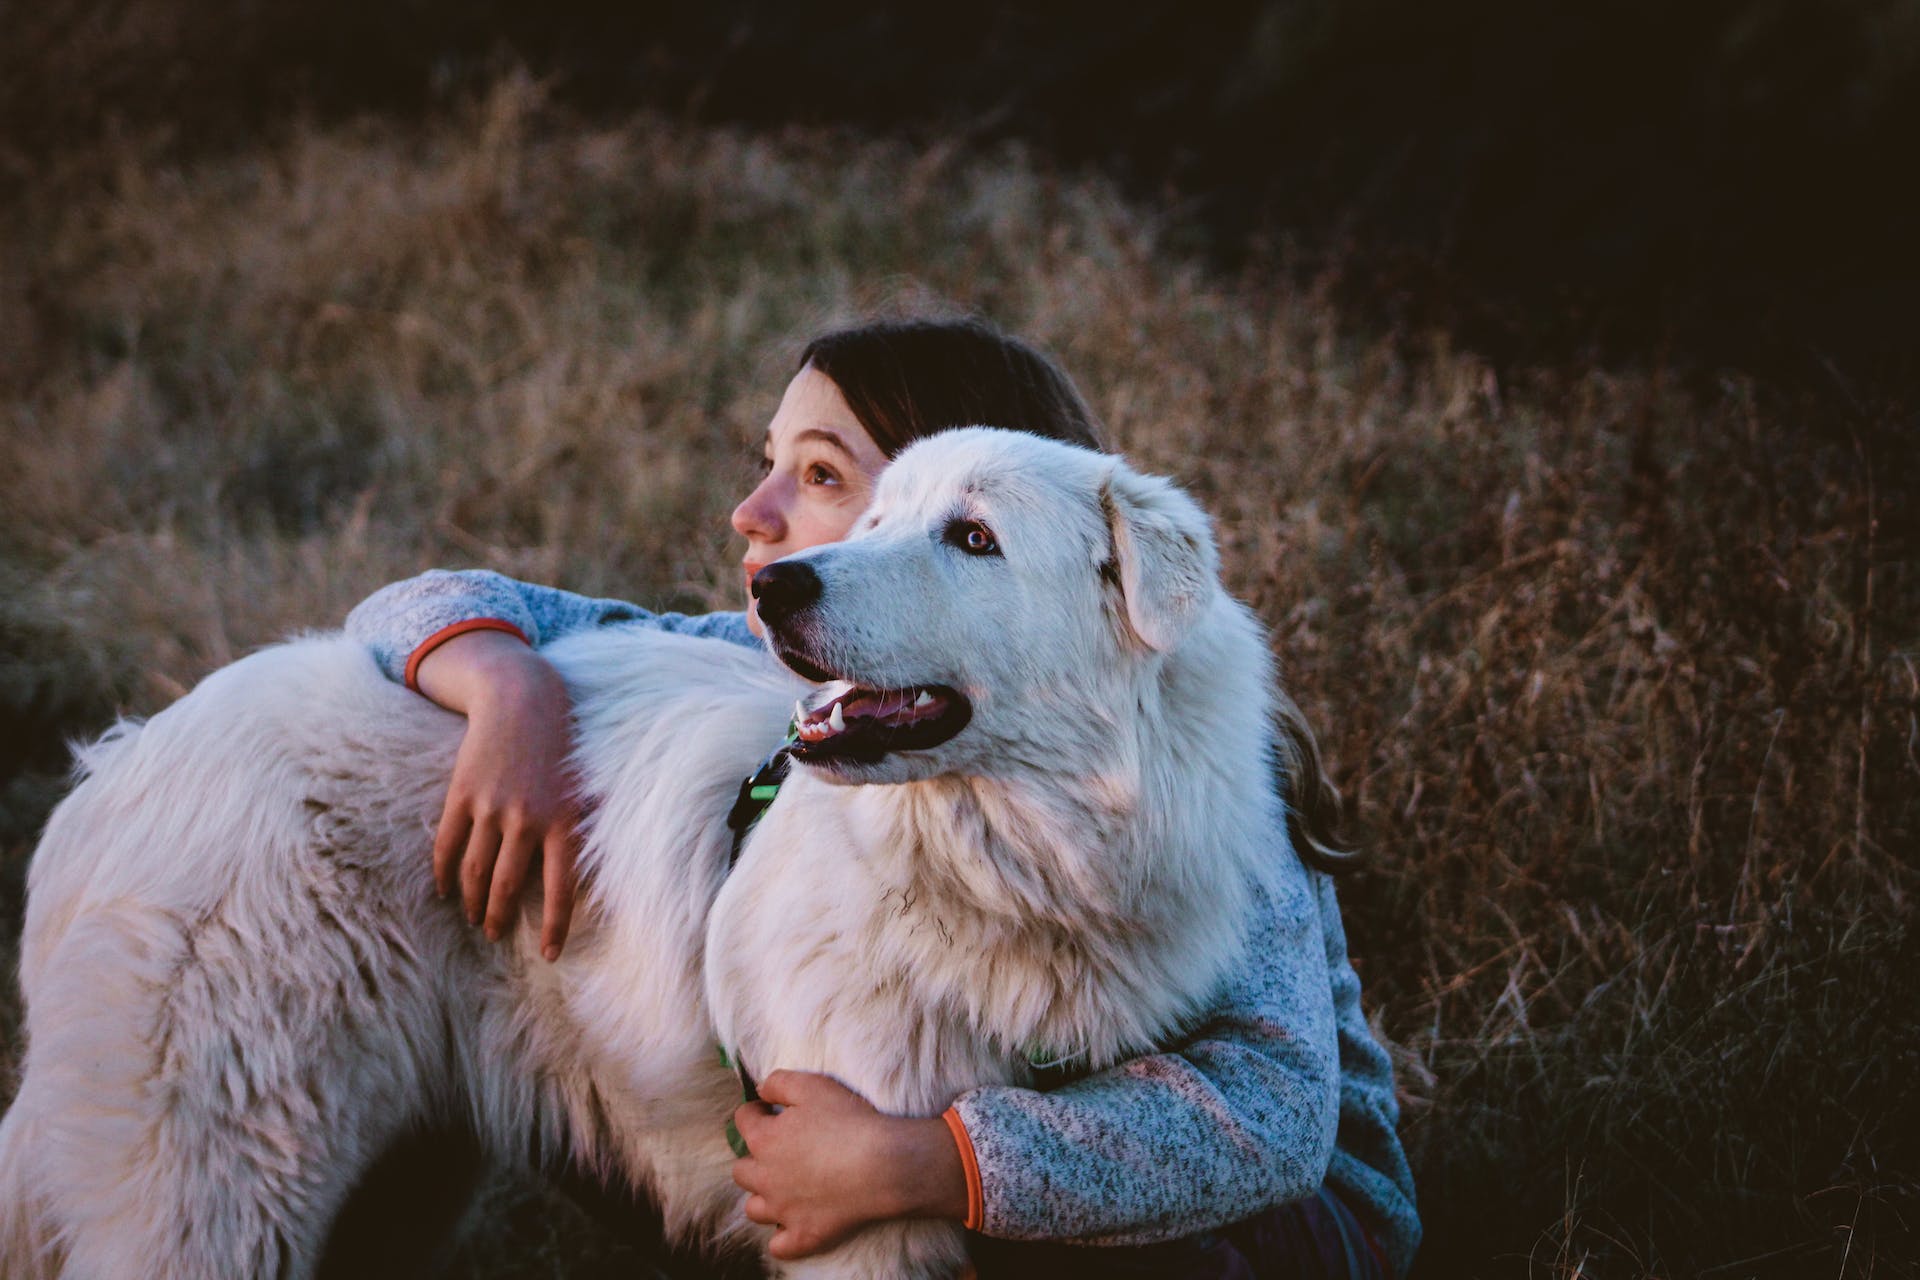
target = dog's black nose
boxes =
[751,560,822,628]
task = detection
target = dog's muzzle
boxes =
[751,558,975,764]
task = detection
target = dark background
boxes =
[3,5,1917,1276]
[5,0,1918,411]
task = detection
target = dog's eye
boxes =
[944,519,1001,558]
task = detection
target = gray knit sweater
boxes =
[345,570,1421,1274]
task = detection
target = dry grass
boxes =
[2,75,1915,1277]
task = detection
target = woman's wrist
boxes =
[878,1114,971,1223]
[415,629,559,717]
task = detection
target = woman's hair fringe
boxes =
[1272,689,1364,875]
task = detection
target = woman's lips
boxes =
[742,560,768,601]
[743,560,772,619]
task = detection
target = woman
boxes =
[344,316,1420,1278]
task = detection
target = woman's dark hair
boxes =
[1273,692,1363,875]
[798,317,1107,458]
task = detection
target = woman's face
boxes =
[732,364,890,634]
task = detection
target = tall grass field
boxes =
[2,77,1914,1277]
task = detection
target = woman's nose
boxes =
[731,474,787,545]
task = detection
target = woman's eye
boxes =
[805,463,839,486]
[945,519,1001,557]
[757,454,774,475]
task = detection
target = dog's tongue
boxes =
[795,681,951,744]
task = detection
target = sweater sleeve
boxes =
[343,568,756,683]
[1319,875,1422,1276]
[946,850,1340,1246]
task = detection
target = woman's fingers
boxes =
[440,801,575,952]
[754,1069,832,1108]
[766,1226,819,1261]
[432,792,471,899]
[422,647,580,951]
[459,817,503,924]
[540,821,578,961]
[484,822,537,941]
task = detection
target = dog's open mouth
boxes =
[789,679,972,762]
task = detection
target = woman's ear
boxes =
[1098,463,1220,652]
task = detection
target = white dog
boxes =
[0,429,1285,1279]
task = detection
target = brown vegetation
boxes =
[2,77,1914,1276]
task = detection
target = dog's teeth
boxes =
[794,699,807,725]
[913,690,933,708]
[828,702,846,732]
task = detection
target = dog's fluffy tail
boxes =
[0,1094,63,1280]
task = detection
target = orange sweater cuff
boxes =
[402,618,530,692]
[941,1107,984,1232]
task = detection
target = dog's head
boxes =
[754,428,1225,784]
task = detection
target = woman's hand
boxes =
[413,630,581,960]
[730,1070,969,1259]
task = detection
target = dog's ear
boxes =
[1099,463,1220,651]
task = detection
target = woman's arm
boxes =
[730,856,1354,1254]
[951,865,1341,1245]
[950,871,1418,1273]
[343,567,753,687]
[412,630,583,959]
[342,568,754,956]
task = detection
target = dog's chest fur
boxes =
[703,736,1263,1118]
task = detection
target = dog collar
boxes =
[717,1043,759,1156]
[715,728,797,1157]
[724,724,798,868]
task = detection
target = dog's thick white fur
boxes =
[0,429,1285,1279]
